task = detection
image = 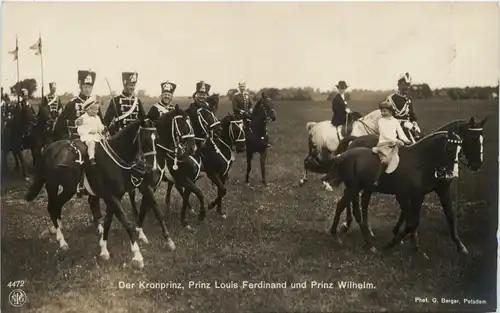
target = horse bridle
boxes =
[435,132,463,179]
[457,126,484,168]
[196,107,220,142]
[100,124,158,171]
[156,115,195,170]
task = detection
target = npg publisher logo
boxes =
[9,289,27,307]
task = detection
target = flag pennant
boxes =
[30,36,42,55]
[8,37,18,61]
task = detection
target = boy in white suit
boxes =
[76,97,105,165]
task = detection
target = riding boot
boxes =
[373,163,388,186]
[76,170,85,198]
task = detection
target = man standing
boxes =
[103,72,146,135]
[55,70,101,140]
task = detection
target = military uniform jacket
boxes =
[232,92,253,114]
[104,92,145,135]
[387,92,417,122]
[56,94,104,138]
[331,93,348,126]
[146,102,174,123]
[41,93,63,120]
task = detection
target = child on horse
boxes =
[76,97,105,166]
[372,100,412,186]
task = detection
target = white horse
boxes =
[299,109,382,187]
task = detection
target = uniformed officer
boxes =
[189,80,211,111]
[330,80,351,128]
[382,72,421,141]
[55,70,102,140]
[232,81,253,120]
[41,82,62,124]
[146,81,177,123]
[103,71,146,135]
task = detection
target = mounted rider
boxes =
[55,70,103,140]
[41,82,62,132]
[188,80,219,143]
[382,72,421,142]
[146,81,177,123]
[103,71,146,135]
[331,80,356,137]
[232,81,253,124]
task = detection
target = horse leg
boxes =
[407,195,429,259]
[102,195,144,269]
[435,184,468,254]
[13,151,20,170]
[330,190,351,244]
[87,195,103,235]
[165,181,174,213]
[45,183,73,251]
[245,150,253,183]
[360,190,375,238]
[139,184,176,251]
[14,150,27,180]
[181,178,205,224]
[350,188,375,251]
[384,198,412,250]
[339,189,353,233]
[128,189,139,221]
[260,149,268,186]
[207,173,227,219]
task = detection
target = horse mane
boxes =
[405,131,449,149]
[430,119,467,134]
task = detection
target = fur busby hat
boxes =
[335,81,349,89]
[78,70,96,86]
[238,81,246,88]
[122,72,138,85]
[195,81,211,94]
[161,81,177,94]
[49,82,56,89]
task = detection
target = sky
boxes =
[1,1,499,97]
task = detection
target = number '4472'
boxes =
[7,281,25,288]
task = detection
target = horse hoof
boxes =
[138,233,149,245]
[323,181,333,192]
[60,243,69,251]
[298,178,306,186]
[190,209,196,214]
[185,225,193,231]
[220,214,227,220]
[100,252,110,261]
[339,223,349,233]
[132,258,144,269]
[166,239,176,251]
[369,246,377,254]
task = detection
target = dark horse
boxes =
[1,102,49,179]
[206,93,220,113]
[333,117,487,246]
[325,130,464,258]
[244,94,276,185]
[165,111,247,221]
[25,118,162,269]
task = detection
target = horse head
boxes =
[253,93,276,123]
[460,117,487,171]
[221,114,246,153]
[134,118,159,171]
[206,93,220,113]
[156,104,196,168]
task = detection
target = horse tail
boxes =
[336,135,358,155]
[24,157,45,201]
[306,122,317,133]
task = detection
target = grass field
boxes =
[1,97,498,312]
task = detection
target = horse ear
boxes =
[175,103,180,113]
[468,116,475,126]
[480,116,488,127]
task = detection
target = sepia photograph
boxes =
[1,1,498,312]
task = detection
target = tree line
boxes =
[6,78,499,102]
